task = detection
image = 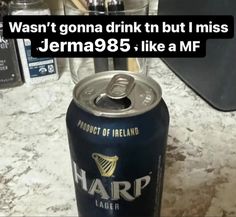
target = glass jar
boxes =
[63,0,150,83]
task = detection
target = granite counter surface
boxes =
[0,59,236,217]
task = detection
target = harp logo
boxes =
[92,153,119,177]
[73,161,152,203]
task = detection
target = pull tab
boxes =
[106,74,135,99]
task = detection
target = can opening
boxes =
[95,95,131,110]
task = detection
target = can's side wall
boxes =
[66,98,169,217]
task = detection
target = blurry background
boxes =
[45,0,63,10]
[44,0,158,14]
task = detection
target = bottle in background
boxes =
[0,0,23,89]
[9,0,59,84]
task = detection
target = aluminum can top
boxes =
[73,71,162,118]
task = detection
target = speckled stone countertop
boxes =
[1,58,236,217]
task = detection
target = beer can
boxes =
[66,72,169,217]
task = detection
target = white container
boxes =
[9,0,59,84]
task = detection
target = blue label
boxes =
[24,39,56,78]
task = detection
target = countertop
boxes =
[0,59,236,217]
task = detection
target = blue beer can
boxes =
[66,72,169,217]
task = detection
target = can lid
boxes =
[73,71,162,118]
